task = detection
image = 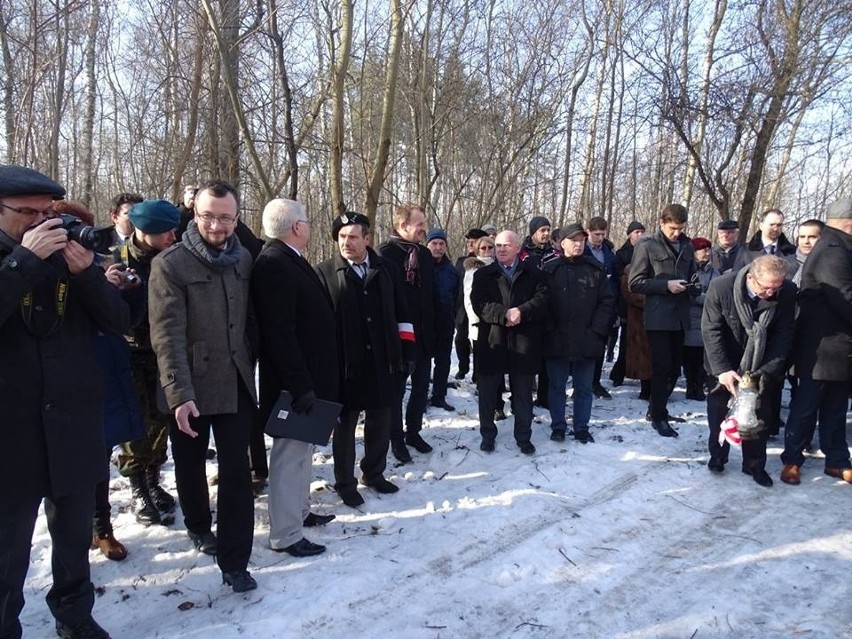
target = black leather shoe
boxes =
[480,439,495,452]
[429,398,455,411]
[363,476,399,494]
[592,384,612,400]
[454,370,467,380]
[550,430,566,442]
[303,512,336,527]
[645,409,686,423]
[56,617,110,639]
[188,530,217,556]
[652,420,679,438]
[338,487,364,507]
[707,458,725,473]
[391,440,412,463]
[743,468,773,487]
[276,537,326,557]
[405,431,433,453]
[518,441,536,455]
[222,570,258,593]
[573,430,594,444]
[494,409,508,421]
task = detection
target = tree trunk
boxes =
[330,0,354,217]
[80,0,99,207]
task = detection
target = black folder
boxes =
[263,391,342,446]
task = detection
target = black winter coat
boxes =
[432,255,460,338]
[0,236,130,501]
[315,248,412,410]
[628,230,697,331]
[792,225,852,381]
[377,237,438,357]
[731,231,797,275]
[470,260,549,375]
[700,272,796,380]
[543,256,615,360]
[252,240,340,427]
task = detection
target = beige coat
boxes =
[148,241,257,414]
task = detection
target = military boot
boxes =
[129,473,161,526]
[145,466,176,514]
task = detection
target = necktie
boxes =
[767,245,776,255]
[354,263,366,279]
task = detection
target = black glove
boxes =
[292,390,316,415]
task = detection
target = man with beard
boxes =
[378,203,437,462]
[148,180,257,592]
[0,165,129,639]
[316,213,413,506]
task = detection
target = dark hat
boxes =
[128,200,180,234]
[827,197,852,220]
[0,165,65,199]
[718,219,739,230]
[332,211,370,239]
[529,216,551,236]
[464,228,488,240]
[691,237,711,251]
[426,228,447,243]
[481,222,497,234]
[626,220,645,234]
[556,222,587,241]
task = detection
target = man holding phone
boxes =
[628,204,697,437]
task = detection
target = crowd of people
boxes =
[1,163,849,639]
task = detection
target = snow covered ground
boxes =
[20,368,852,638]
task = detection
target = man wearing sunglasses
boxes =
[0,165,130,639]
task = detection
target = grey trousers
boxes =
[267,437,313,550]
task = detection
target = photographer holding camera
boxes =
[0,165,129,639]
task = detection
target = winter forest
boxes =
[1,0,851,258]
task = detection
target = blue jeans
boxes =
[546,358,594,433]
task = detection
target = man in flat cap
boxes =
[711,219,742,274]
[781,197,852,486]
[0,165,129,639]
[114,200,181,528]
[316,212,414,507]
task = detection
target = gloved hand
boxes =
[292,390,316,415]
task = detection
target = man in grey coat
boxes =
[148,180,258,593]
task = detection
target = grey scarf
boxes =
[183,220,242,268]
[733,266,776,373]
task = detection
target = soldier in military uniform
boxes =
[115,200,181,526]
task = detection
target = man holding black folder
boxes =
[252,199,340,557]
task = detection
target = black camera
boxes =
[56,214,114,255]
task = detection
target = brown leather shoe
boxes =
[824,467,852,483]
[780,464,801,485]
[91,532,128,561]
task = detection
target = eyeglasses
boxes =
[0,202,55,217]
[749,274,781,295]
[478,245,495,252]
[197,213,238,226]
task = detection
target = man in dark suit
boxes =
[252,199,340,557]
[0,166,130,639]
[378,203,438,462]
[471,230,549,454]
[781,197,852,485]
[316,213,414,507]
[107,192,142,248]
[628,203,697,437]
[701,255,795,487]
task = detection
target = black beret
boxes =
[332,211,370,239]
[0,165,66,199]
[129,200,180,234]
[464,228,488,240]
[718,219,739,230]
